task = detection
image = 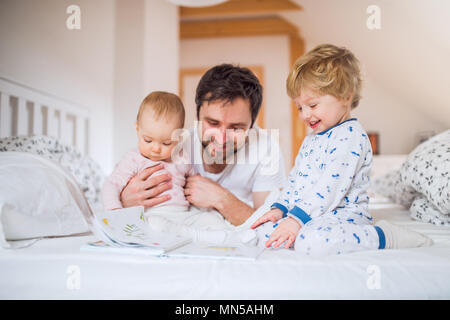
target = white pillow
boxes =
[0,152,91,248]
[370,154,408,180]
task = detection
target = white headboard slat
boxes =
[32,103,43,135]
[0,92,11,138]
[17,97,27,136]
[0,77,90,155]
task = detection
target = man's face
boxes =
[197,97,252,164]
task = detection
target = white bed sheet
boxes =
[1,201,450,300]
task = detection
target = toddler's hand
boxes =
[250,208,284,229]
[265,217,301,249]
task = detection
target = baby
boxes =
[251,44,432,256]
[102,91,193,212]
[102,91,254,244]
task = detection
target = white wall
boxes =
[0,0,180,173]
[283,0,450,154]
[180,35,292,170]
[304,39,448,154]
[353,76,444,154]
[0,0,115,172]
[113,0,179,167]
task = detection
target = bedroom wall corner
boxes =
[112,0,179,168]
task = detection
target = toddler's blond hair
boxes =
[137,91,185,127]
[287,44,362,109]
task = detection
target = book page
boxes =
[94,206,191,251]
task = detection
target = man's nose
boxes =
[214,128,227,145]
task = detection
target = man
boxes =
[120,64,286,226]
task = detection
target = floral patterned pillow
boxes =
[410,196,450,226]
[0,135,105,210]
[400,129,450,225]
[371,130,450,226]
[370,169,417,207]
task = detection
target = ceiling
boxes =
[179,0,450,127]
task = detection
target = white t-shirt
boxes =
[178,126,287,207]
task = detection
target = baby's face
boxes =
[136,110,181,162]
[294,87,352,134]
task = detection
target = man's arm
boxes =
[184,175,271,226]
[216,190,270,226]
[215,191,254,226]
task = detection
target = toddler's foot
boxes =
[375,220,433,249]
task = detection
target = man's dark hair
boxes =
[195,64,263,127]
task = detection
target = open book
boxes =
[81,206,191,256]
[65,158,264,260]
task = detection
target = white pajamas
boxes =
[145,205,230,232]
[145,206,258,245]
[261,118,385,256]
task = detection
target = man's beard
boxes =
[201,140,238,165]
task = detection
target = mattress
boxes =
[1,200,450,300]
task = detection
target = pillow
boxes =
[410,196,450,226]
[371,130,450,225]
[399,129,450,224]
[0,152,91,248]
[0,135,105,210]
[370,154,408,180]
[370,169,417,207]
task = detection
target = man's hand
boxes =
[265,217,301,249]
[120,163,172,209]
[184,174,227,209]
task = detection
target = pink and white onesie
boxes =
[101,149,240,243]
[101,149,194,211]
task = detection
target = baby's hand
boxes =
[265,217,301,249]
[250,208,284,229]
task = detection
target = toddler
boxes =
[251,44,432,256]
[102,91,254,245]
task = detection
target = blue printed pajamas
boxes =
[260,119,384,256]
[257,215,383,256]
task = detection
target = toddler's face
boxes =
[136,110,181,162]
[294,87,352,134]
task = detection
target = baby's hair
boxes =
[137,91,185,127]
[287,44,362,109]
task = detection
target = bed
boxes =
[1,78,449,300]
